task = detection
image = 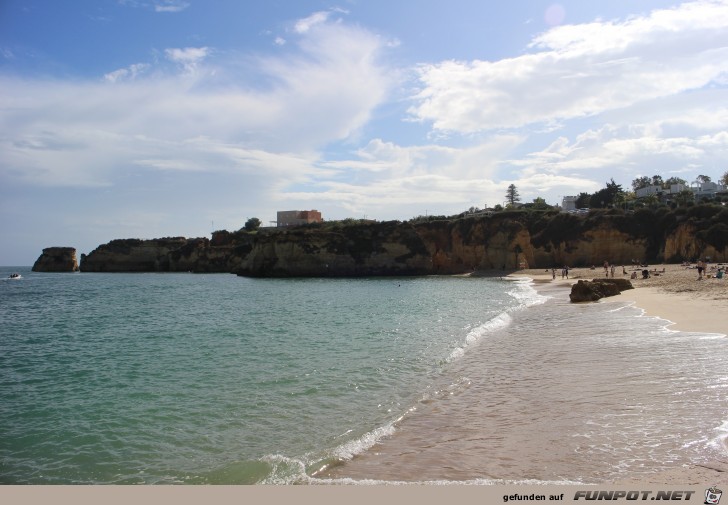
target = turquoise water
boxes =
[0,267,536,484]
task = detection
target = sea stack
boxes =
[32,247,80,272]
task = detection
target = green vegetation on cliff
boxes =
[76,203,728,275]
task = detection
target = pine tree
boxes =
[505,184,520,207]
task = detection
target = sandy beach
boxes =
[510,262,728,485]
[512,262,728,334]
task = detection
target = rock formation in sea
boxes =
[32,247,80,272]
[56,204,728,276]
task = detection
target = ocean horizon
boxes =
[1,266,726,484]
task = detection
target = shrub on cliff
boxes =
[244,217,261,232]
[530,212,583,251]
[697,222,728,251]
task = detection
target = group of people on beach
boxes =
[694,259,725,280]
[550,267,570,279]
[549,259,726,282]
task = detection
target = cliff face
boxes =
[79,233,255,273]
[532,224,649,268]
[70,206,728,276]
[664,222,728,262]
[81,238,192,272]
[415,219,531,272]
[234,221,431,277]
[32,247,79,272]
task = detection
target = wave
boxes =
[447,312,512,362]
[505,277,550,309]
[445,278,546,364]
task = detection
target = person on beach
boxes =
[697,259,706,280]
[552,268,556,280]
[603,260,609,276]
[610,264,615,278]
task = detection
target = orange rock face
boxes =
[32,247,79,272]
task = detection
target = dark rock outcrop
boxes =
[569,279,633,303]
[590,278,634,292]
[32,247,79,272]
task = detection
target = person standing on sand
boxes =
[697,259,706,280]
[552,268,556,280]
[603,260,609,276]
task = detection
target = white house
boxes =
[635,185,663,199]
[691,181,727,200]
[561,196,578,212]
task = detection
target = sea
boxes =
[1,266,726,485]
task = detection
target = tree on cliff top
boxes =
[589,179,623,208]
[695,174,712,184]
[244,217,261,231]
[505,184,520,207]
[665,176,687,187]
[632,176,651,191]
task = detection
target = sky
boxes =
[2,0,728,265]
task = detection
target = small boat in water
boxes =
[8,273,22,279]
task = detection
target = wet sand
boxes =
[511,262,728,485]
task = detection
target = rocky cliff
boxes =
[32,247,79,272]
[235,221,431,277]
[80,232,254,273]
[70,205,728,276]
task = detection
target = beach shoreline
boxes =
[508,263,728,335]
[508,263,728,486]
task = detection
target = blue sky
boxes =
[2,0,728,265]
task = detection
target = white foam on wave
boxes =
[506,278,549,309]
[260,454,309,484]
[445,278,548,364]
[332,423,398,461]
[447,312,513,363]
[709,419,728,456]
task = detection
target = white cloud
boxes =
[164,47,209,72]
[103,63,150,83]
[119,0,190,13]
[4,2,728,244]
[292,8,349,34]
[294,11,331,34]
[0,14,392,195]
[153,0,190,13]
[408,0,728,133]
[507,112,728,186]
[281,134,531,215]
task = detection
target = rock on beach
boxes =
[569,278,633,303]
